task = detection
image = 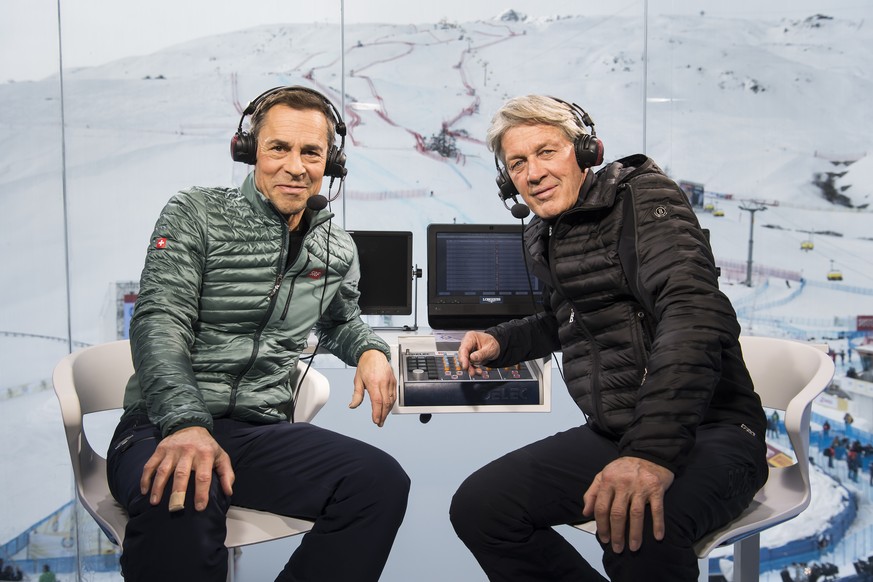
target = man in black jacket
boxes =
[450,95,768,581]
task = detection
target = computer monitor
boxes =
[427,223,543,330]
[349,230,413,316]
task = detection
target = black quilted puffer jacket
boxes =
[486,154,766,474]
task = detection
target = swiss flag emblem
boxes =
[307,269,325,280]
[155,237,167,249]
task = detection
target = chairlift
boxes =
[800,240,814,251]
[827,259,843,281]
[712,208,725,217]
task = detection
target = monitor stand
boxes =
[371,264,422,332]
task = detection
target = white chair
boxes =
[52,339,330,581]
[572,335,835,582]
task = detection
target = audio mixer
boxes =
[400,349,541,407]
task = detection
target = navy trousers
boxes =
[107,414,410,582]
[450,423,768,582]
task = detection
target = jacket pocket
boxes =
[629,307,651,384]
[106,414,160,502]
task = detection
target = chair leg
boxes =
[733,534,760,582]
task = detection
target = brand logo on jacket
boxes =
[653,205,669,218]
[307,269,325,280]
[155,237,167,249]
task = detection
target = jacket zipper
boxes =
[548,224,613,437]
[621,182,652,384]
[280,256,311,321]
[267,226,290,300]
[566,304,611,435]
[630,310,649,384]
[227,222,290,415]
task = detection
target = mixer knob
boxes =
[411,368,427,380]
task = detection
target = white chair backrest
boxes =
[289,363,330,423]
[68,339,132,413]
[52,340,132,475]
[738,336,833,412]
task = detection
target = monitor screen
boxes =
[427,223,543,330]
[349,230,413,315]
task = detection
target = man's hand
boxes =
[140,426,234,512]
[457,331,500,376]
[350,349,396,427]
[582,456,675,553]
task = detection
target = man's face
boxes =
[501,123,586,220]
[254,105,329,226]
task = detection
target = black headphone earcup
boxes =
[231,131,257,165]
[575,134,604,169]
[496,167,518,201]
[325,145,348,179]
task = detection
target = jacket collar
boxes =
[569,153,656,213]
[241,171,334,230]
[524,154,660,262]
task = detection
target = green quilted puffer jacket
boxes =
[122,172,391,437]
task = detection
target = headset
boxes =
[230,85,348,183]
[495,97,604,218]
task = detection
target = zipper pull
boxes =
[267,275,283,299]
[569,308,575,324]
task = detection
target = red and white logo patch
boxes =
[307,269,325,280]
[155,237,168,249]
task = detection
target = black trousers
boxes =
[107,414,410,582]
[450,423,767,582]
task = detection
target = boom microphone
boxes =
[510,203,530,219]
[307,195,328,211]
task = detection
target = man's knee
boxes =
[450,469,511,543]
[348,447,411,515]
[378,453,411,510]
[449,477,479,540]
[599,510,700,581]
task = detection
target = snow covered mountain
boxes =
[1,8,872,581]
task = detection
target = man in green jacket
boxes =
[107,86,409,582]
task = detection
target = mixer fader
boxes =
[400,349,541,407]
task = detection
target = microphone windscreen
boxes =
[511,203,531,219]
[307,195,328,211]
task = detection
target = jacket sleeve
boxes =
[129,191,214,436]
[618,174,742,474]
[314,249,391,366]
[485,285,561,366]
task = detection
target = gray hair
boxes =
[486,95,587,162]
